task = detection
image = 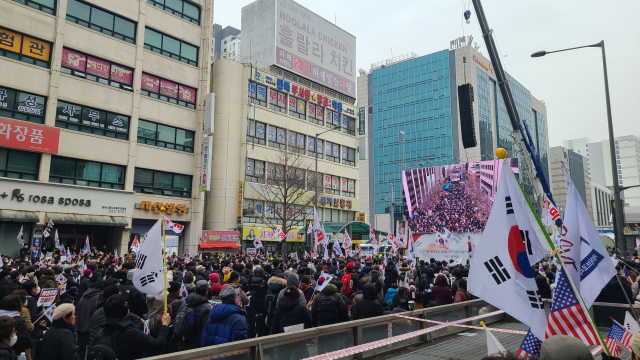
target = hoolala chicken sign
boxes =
[0,178,133,217]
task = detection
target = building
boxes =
[548,146,592,217]
[565,135,640,207]
[591,180,613,230]
[0,0,213,258]
[358,41,549,232]
[211,24,241,60]
[205,0,360,253]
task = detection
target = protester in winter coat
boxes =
[310,283,349,327]
[367,269,384,296]
[351,279,368,307]
[19,282,38,322]
[432,274,453,306]
[535,274,552,299]
[0,272,14,302]
[384,284,398,305]
[397,261,412,289]
[39,269,57,290]
[88,285,140,345]
[0,316,17,360]
[10,291,32,360]
[596,274,633,304]
[77,269,92,298]
[383,262,399,292]
[352,283,383,320]
[272,286,312,334]
[298,276,315,303]
[392,287,410,310]
[184,272,196,294]
[265,276,287,331]
[40,304,78,360]
[119,269,148,318]
[454,279,472,303]
[226,272,249,306]
[200,287,248,346]
[275,273,306,308]
[90,294,171,360]
[377,296,391,315]
[75,281,103,359]
[177,281,212,351]
[0,295,30,358]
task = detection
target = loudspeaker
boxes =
[458,84,477,149]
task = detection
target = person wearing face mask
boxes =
[0,295,31,356]
[39,304,78,360]
[0,271,13,302]
[10,291,32,360]
[0,316,18,360]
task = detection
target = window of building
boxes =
[248,82,266,107]
[140,73,196,109]
[66,0,136,43]
[146,0,200,24]
[50,156,125,189]
[307,136,323,159]
[288,130,305,154]
[246,119,266,145]
[0,148,39,180]
[267,125,286,150]
[0,86,46,124]
[137,119,194,152]
[307,170,321,191]
[342,146,355,166]
[325,109,340,128]
[266,163,285,186]
[242,198,263,223]
[268,88,287,113]
[245,158,265,184]
[325,141,340,163]
[342,178,355,197]
[12,0,56,14]
[324,174,339,195]
[144,27,198,66]
[0,27,51,68]
[288,96,306,120]
[133,168,191,197]
[55,100,129,140]
[307,103,324,126]
[341,115,356,136]
[60,48,133,90]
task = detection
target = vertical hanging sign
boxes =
[204,93,215,134]
[200,136,213,191]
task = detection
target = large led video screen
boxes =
[402,158,518,234]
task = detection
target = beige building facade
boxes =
[0,0,213,258]
[207,58,360,253]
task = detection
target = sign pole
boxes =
[161,207,167,313]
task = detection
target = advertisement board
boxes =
[201,231,239,245]
[403,158,518,234]
[242,226,304,242]
[0,116,59,154]
[200,136,212,191]
[411,232,480,265]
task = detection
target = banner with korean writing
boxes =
[86,56,111,78]
[110,64,133,85]
[201,231,239,246]
[37,289,58,307]
[160,79,179,98]
[0,116,59,153]
[61,48,86,71]
[141,73,160,92]
[242,226,304,242]
[178,85,196,104]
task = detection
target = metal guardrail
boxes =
[142,299,504,360]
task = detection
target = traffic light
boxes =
[458,84,477,149]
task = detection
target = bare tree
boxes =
[250,142,321,256]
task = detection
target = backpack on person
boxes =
[86,329,124,360]
[152,298,181,337]
[316,293,339,325]
[264,290,279,320]
[341,273,355,300]
[370,277,382,294]
[173,304,196,341]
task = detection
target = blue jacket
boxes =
[385,288,398,305]
[201,303,248,347]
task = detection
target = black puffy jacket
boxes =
[384,264,399,288]
[177,293,211,351]
[0,343,16,360]
[272,287,312,334]
[352,284,384,320]
[40,319,78,360]
[120,280,149,318]
[77,276,91,298]
[89,307,145,345]
[0,279,13,301]
[91,318,169,360]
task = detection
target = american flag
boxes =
[621,269,635,286]
[545,269,599,345]
[516,329,542,358]
[605,320,632,356]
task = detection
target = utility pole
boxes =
[390,182,395,236]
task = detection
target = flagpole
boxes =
[615,273,639,322]
[161,207,167,314]
[499,153,611,356]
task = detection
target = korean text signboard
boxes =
[358,107,365,135]
[37,289,58,307]
[0,116,59,154]
[0,27,51,62]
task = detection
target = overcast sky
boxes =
[214,0,640,147]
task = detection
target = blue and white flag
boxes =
[559,166,616,308]
[43,304,57,322]
[82,236,91,256]
[17,226,24,246]
[114,249,119,260]
[332,237,343,257]
[180,281,188,298]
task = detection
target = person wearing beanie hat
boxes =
[209,283,225,302]
[93,294,171,360]
[209,273,220,285]
[539,334,593,360]
[195,265,206,282]
[40,303,78,360]
[78,269,92,298]
[119,269,148,319]
[274,273,306,309]
[271,285,312,334]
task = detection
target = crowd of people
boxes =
[408,179,487,234]
[0,249,482,360]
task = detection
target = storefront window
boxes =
[0,148,39,180]
[0,86,46,124]
[49,156,125,189]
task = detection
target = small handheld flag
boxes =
[17,226,24,246]
[180,281,188,298]
[605,319,633,356]
[275,226,285,242]
[314,272,334,292]
[516,329,542,359]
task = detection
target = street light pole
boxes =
[532,40,627,256]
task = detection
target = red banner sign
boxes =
[0,117,59,154]
[201,231,239,245]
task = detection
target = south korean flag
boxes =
[468,162,551,341]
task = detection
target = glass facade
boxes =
[371,50,452,214]
[476,67,493,159]
[534,109,549,181]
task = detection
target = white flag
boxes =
[17,226,24,246]
[180,281,188,298]
[54,231,63,251]
[369,225,378,251]
[484,324,507,356]
[542,195,562,227]
[275,226,285,242]
[322,240,329,260]
[559,166,616,308]
[130,236,140,254]
[164,218,184,233]
[114,249,119,260]
[333,237,343,257]
[314,272,334,292]
[43,304,57,322]
[468,163,551,340]
[313,207,323,256]
[82,236,91,256]
[253,238,263,249]
[624,311,640,335]
[132,219,166,296]
[143,320,150,335]
[343,232,352,257]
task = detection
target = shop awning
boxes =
[46,213,128,226]
[199,244,239,249]
[0,210,40,222]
